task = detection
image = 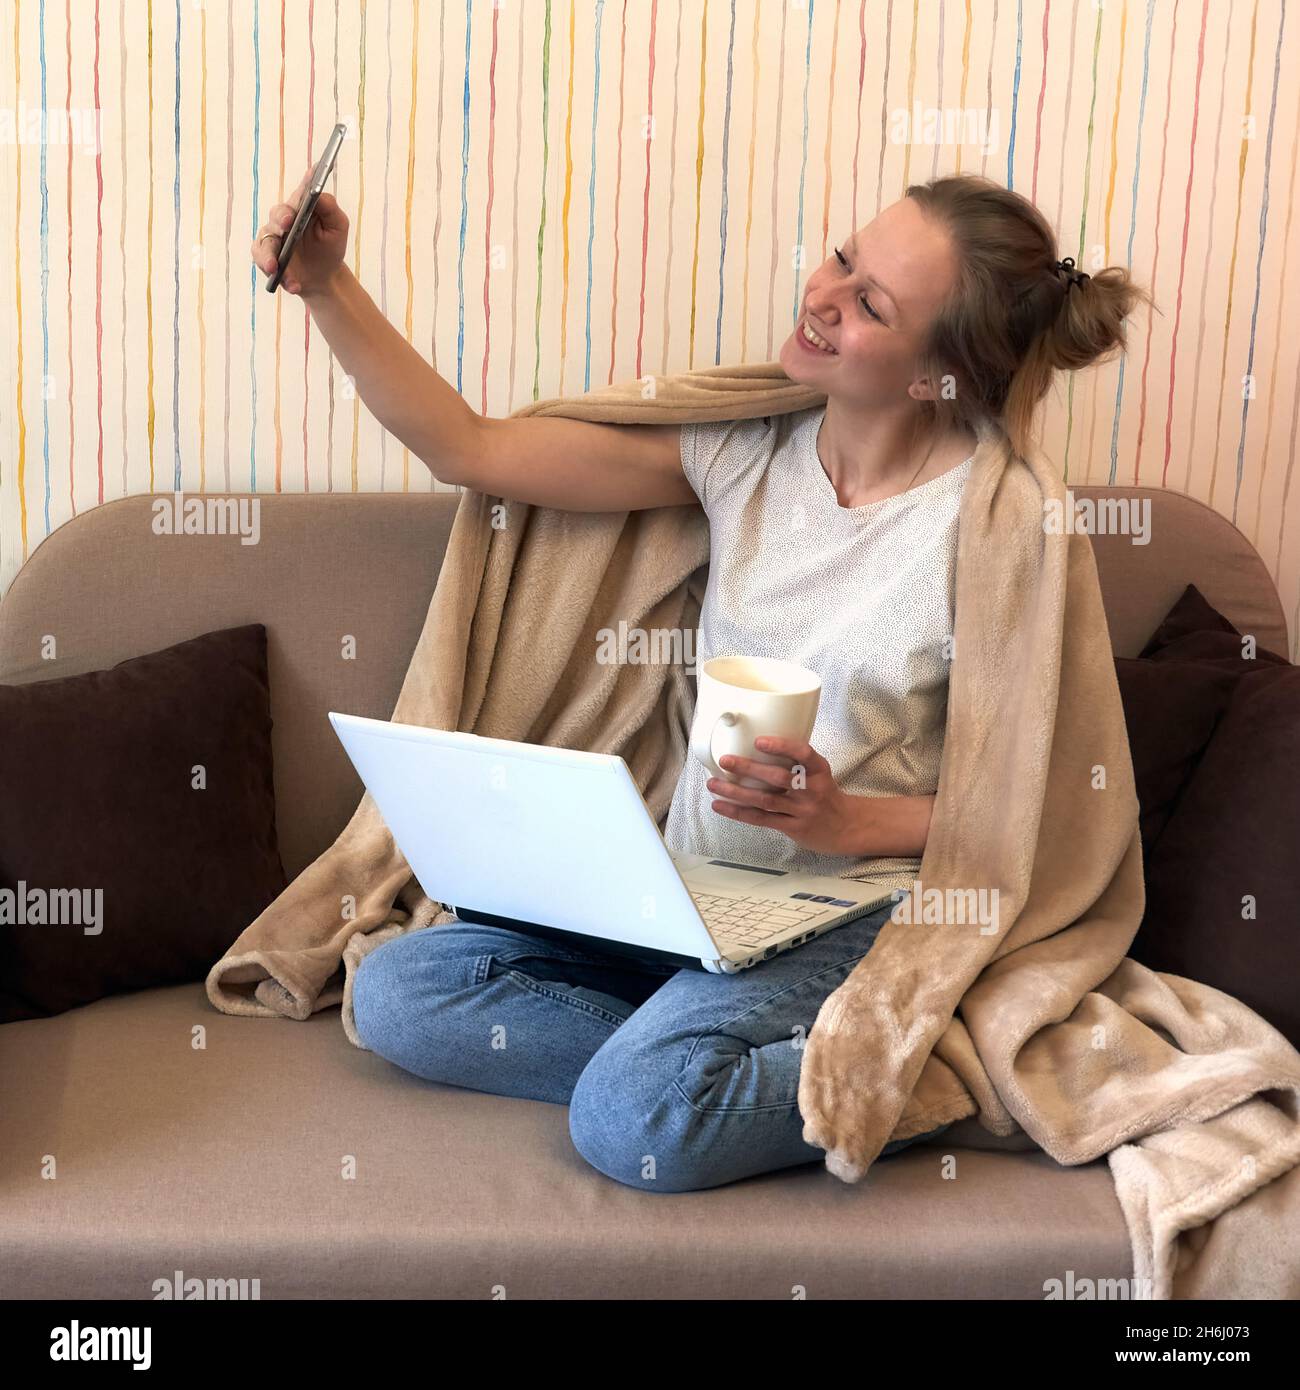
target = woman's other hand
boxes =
[705,736,868,857]
[708,739,935,859]
[250,163,350,298]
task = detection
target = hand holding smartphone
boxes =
[254,122,349,296]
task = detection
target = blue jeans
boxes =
[352,900,950,1193]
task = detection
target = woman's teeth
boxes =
[801,320,837,353]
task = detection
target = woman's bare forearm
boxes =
[848,793,936,858]
[302,265,479,482]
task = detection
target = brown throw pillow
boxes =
[1114,655,1239,857]
[1138,581,1291,671]
[0,624,287,1023]
[1116,583,1291,857]
[1125,588,1300,1049]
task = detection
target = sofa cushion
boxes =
[1126,588,1300,1048]
[0,624,287,1023]
[0,982,1133,1298]
[1114,655,1239,857]
[1131,660,1300,1049]
[1115,584,1289,860]
[1137,580,1291,669]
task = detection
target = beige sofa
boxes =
[0,485,1289,1299]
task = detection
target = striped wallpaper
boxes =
[2,0,1299,657]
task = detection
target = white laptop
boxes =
[328,711,900,974]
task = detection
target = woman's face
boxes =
[779,197,962,412]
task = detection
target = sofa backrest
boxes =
[0,487,1288,879]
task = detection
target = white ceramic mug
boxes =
[689,655,822,788]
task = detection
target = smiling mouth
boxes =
[799,318,838,354]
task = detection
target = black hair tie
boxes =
[1054,256,1090,289]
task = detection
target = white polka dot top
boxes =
[662,404,972,897]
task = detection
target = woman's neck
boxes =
[816,411,977,508]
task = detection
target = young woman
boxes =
[252,173,1147,1194]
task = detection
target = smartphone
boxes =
[265,122,347,293]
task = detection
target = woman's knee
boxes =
[567,1038,726,1194]
[352,934,411,1055]
[352,925,478,1059]
[567,1093,696,1192]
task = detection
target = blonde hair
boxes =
[901,173,1157,459]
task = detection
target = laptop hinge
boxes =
[448,905,706,971]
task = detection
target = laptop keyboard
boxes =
[690,891,831,948]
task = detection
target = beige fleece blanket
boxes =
[208,360,1300,1299]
